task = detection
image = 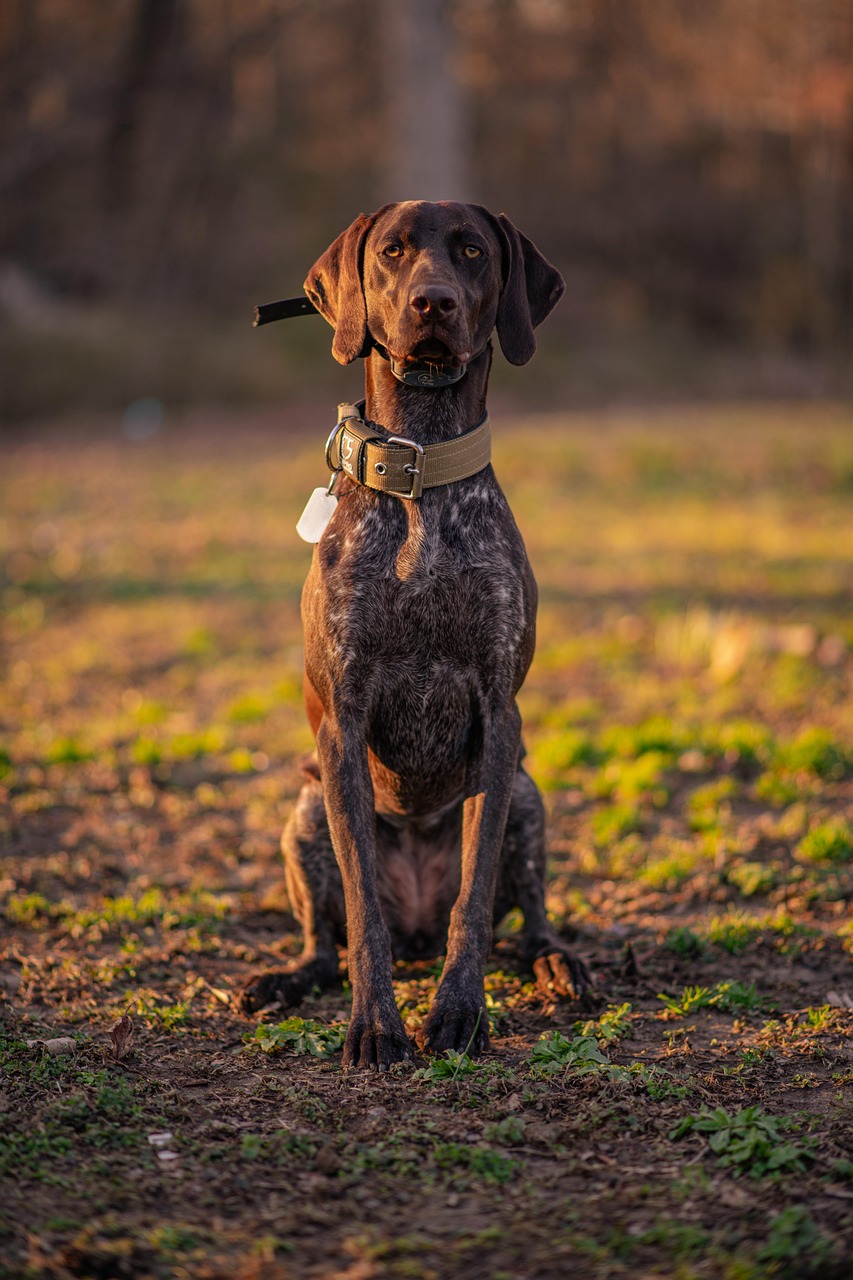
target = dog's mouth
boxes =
[401,338,471,369]
[381,336,475,388]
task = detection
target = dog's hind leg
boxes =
[241,767,345,1013]
[495,763,592,1000]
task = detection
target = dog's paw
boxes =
[342,1015,413,1071]
[238,969,309,1015]
[418,1000,490,1057]
[532,947,594,1002]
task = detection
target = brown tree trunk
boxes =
[380,0,470,201]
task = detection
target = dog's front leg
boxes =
[316,715,413,1070]
[419,704,522,1057]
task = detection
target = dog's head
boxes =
[304,201,565,375]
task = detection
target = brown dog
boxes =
[243,201,590,1068]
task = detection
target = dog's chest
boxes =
[309,481,534,678]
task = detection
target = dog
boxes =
[242,201,591,1068]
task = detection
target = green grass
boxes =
[796,818,853,864]
[528,1032,614,1077]
[244,1017,347,1058]
[1,405,851,1278]
[671,1106,814,1179]
[658,981,761,1018]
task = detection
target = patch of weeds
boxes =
[61,888,228,937]
[706,906,760,954]
[591,803,641,847]
[727,860,777,897]
[229,746,261,773]
[766,801,809,843]
[0,1075,145,1178]
[686,777,737,831]
[482,1116,526,1145]
[396,977,437,1030]
[226,692,274,724]
[754,769,812,809]
[148,1225,202,1257]
[413,1050,481,1083]
[432,1142,518,1185]
[659,980,761,1019]
[665,925,705,959]
[769,653,820,706]
[0,1126,74,1178]
[250,1235,296,1261]
[632,1219,710,1257]
[529,1032,614,1078]
[599,718,687,761]
[132,728,230,766]
[777,727,851,780]
[796,817,853,865]
[244,1017,347,1058]
[134,993,190,1029]
[756,1205,834,1271]
[740,1047,772,1067]
[44,736,95,765]
[705,719,774,769]
[592,752,672,805]
[640,1068,692,1101]
[529,727,598,788]
[804,1005,838,1032]
[671,1106,814,1178]
[581,832,643,878]
[658,985,716,1018]
[484,990,509,1036]
[343,1136,422,1179]
[637,843,700,889]
[4,892,54,927]
[129,736,161,765]
[716,981,763,1012]
[790,1073,820,1088]
[761,909,818,953]
[240,1134,264,1159]
[576,1002,634,1042]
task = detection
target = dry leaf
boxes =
[109,1014,134,1060]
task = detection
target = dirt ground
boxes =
[1,403,852,1279]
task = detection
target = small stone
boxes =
[147,1132,174,1147]
[43,1038,77,1055]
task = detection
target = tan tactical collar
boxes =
[325,401,491,500]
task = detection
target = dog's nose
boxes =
[409,286,458,318]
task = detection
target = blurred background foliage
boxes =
[1,0,852,420]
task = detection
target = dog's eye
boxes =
[383,244,403,258]
[463,245,483,259]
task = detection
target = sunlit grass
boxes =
[0,406,851,1277]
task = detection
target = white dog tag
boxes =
[296,487,338,543]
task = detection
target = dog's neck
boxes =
[363,345,492,448]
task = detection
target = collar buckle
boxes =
[385,436,426,499]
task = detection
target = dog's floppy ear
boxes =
[304,207,393,365]
[489,213,566,366]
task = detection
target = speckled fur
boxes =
[242,203,590,1067]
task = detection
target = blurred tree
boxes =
[1,0,852,414]
[380,0,470,200]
